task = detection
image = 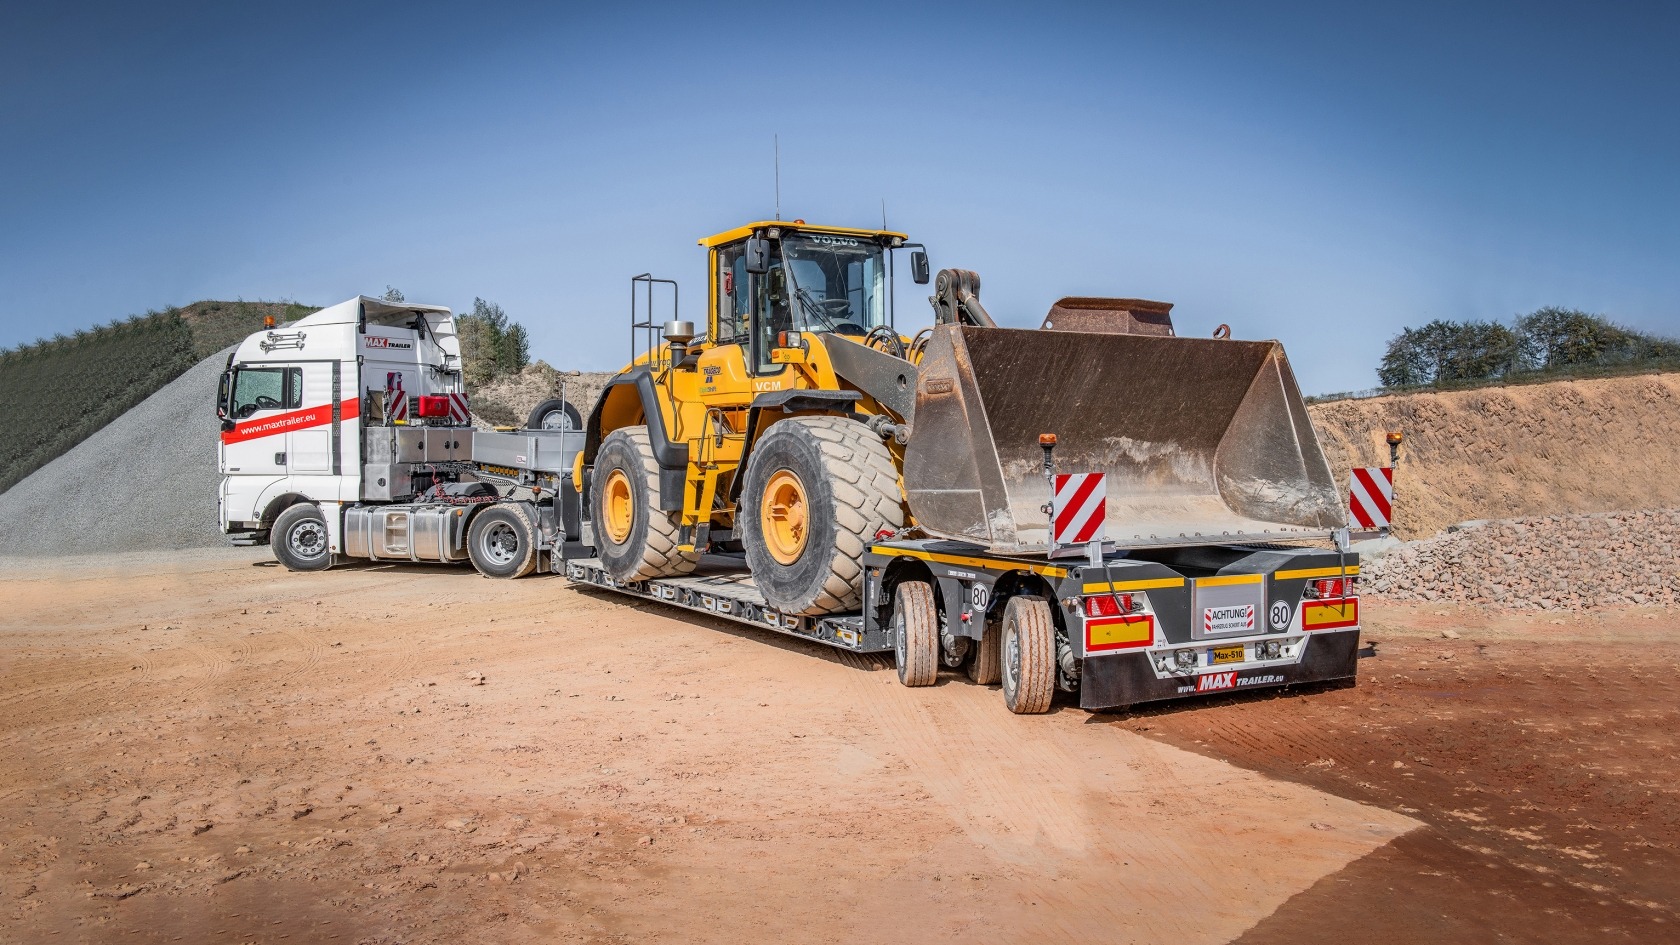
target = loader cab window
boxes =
[779,234,888,338]
[228,367,301,418]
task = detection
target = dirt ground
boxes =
[1,552,1675,944]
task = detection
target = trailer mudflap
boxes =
[1079,628,1360,711]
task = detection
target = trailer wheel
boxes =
[967,614,1002,685]
[468,505,539,579]
[893,581,938,687]
[591,427,698,581]
[740,416,903,615]
[271,503,333,572]
[1000,596,1054,714]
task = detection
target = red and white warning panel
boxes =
[448,392,471,424]
[1348,466,1394,529]
[1052,473,1107,546]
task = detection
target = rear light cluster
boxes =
[417,395,451,418]
[1304,577,1357,600]
[1083,593,1143,618]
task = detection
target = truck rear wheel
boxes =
[740,416,903,615]
[967,615,1002,685]
[591,427,698,582]
[893,581,938,687]
[468,505,539,579]
[1001,596,1054,714]
[272,503,333,572]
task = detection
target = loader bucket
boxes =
[902,325,1343,553]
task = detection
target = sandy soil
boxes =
[1,551,1410,945]
[3,554,1674,944]
[1122,602,1680,944]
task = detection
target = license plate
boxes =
[1208,644,1245,665]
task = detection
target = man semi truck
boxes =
[218,222,1366,714]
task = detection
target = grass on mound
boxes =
[0,301,315,494]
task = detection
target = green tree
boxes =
[501,322,530,375]
[457,297,530,388]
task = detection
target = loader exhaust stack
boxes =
[903,324,1344,553]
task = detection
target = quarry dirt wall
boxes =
[1308,372,1680,539]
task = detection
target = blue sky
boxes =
[3,1,1677,393]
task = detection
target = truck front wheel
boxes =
[272,504,332,572]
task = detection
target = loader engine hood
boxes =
[902,324,1343,553]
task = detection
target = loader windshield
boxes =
[778,234,888,337]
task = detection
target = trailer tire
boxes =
[893,581,938,687]
[967,614,1002,685]
[527,398,582,432]
[271,504,332,572]
[468,505,540,579]
[741,416,903,615]
[1001,596,1054,714]
[591,427,698,581]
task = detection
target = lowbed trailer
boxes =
[567,539,1362,712]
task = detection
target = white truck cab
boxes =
[215,296,579,576]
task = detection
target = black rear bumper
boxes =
[1079,629,1360,711]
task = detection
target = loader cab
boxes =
[702,222,907,375]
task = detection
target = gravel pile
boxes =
[0,350,228,557]
[1363,508,1680,610]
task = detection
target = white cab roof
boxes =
[293,296,453,329]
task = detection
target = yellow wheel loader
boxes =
[577,219,1346,611]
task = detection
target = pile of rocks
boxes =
[1361,508,1680,610]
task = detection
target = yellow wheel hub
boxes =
[603,468,635,544]
[762,469,809,565]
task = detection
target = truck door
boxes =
[286,361,335,474]
[221,364,303,475]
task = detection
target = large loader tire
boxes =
[1000,596,1055,714]
[591,427,698,582]
[741,416,904,615]
[272,503,333,572]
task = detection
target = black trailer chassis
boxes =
[565,538,1362,712]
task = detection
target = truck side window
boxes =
[230,367,301,418]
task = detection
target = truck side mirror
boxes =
[744,237,770,275]
[216,370,233,421]
[911,250,930,285]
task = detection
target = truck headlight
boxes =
[1174,649,1198,671]
[1261,639,1283,660]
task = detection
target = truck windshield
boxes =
[779,234,887,337]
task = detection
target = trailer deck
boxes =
[565,554,883,652]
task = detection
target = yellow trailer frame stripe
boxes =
[1080,577,1186,593]
[872,547,1069,579]
[1274,565,1362,580]
[1195,573,1264,588]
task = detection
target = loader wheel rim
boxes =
[603,468,634,544]
[761,469,809,565]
